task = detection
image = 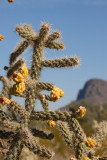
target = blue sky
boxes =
[0,0,107,110]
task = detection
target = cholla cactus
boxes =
[0,23,107,160]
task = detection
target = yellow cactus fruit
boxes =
[12,82,25,95]
[83,157,91,160]
[0,34,4,41]
[47,120,56,128]
[18,63,28,78]
[50,88,64,101]
[59,89,64,97]
[8,0,14,2]
[75,106,86,118]
[86,138,96,148]
[12,72,24,83]
[69,158,76,160]
[0,97,11,105]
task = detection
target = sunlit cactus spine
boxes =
[0,23,106,160]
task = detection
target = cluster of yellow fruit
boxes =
[0,97,11,105]
[75,106,86,119]
[86,137,96,148]
[47,120,56,128]
[12,63,28,95]
[50,88,64,101]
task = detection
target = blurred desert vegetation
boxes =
[19,100,107,160]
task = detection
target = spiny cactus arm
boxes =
[40,94,63,102]
[38,23,50,43]
[36,82,55,91]
[31,44,44,80]
[31,128,54,140]
[7,100,29,120]
[30,23,50,80]
[0,128,54,140]
[25,86,35,113]
[0,76,8,86]
[57,121,74,149]
[0,77,12,95]
[4,138,23,160]
[43,94,53,101]
[15,25,37,41]
[46,31,62,42]
[0,88,11,102]
[93,121,107,144]
[35,94,54,102]
[30,111,73,121]
[45,41,65,50]
[36,85,64,103]
[9,39,29,66]
[0,110,13,121]
[0,120,20,132]
[23,138,53,159]
[15,140,24,160]
[75,142,85,159]
[37,93,49,111]
[68,117,86,142]
[42,56,79,68]
[23,24,36,36]
[7,58,25,77]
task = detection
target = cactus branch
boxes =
[42,57,79,68]
[7,58,25,77]
[9,40,29,66]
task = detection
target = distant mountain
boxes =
[60,78,107,111]
[77,78,107,104]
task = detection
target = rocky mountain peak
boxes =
[77,78,107,104]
